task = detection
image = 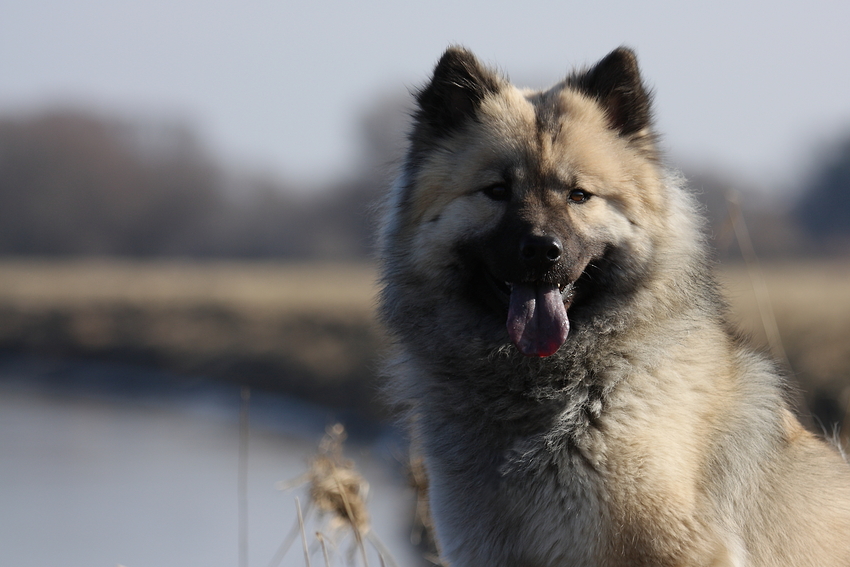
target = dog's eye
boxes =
[482,184,510,201]
[568,189,590,203]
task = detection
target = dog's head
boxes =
[382,47,670,358]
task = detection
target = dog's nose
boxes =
[519,234,562,269]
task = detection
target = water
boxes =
[0,356,420,567]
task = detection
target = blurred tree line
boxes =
[0,100,408,259]
[0,101,848,259]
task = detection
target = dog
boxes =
[377,46,850,566]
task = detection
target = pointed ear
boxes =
[414,47,502,136]
[570,47,653,140]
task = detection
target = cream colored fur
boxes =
[379,47,850,566]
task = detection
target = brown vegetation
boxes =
[0,258,385,417]
[272,424,403,567]
[0,258,847,436]
[718,260,850,435]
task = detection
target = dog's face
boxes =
[383,48,667,357]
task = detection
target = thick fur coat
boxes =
[378,47,850,566]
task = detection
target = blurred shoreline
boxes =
[0,258,387,420]
[0,257,848,437]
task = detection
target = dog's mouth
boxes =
[486,273,574,358]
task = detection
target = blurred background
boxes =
[1,1,849,566]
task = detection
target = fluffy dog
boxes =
[378,46,850,566]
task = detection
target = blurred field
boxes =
[0,258,848,433]
[0,259,385,418]
[718,260,850,434]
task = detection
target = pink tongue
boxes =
[507,282,569,357]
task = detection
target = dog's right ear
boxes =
[414,47,501,136]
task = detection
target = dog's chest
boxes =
[424,425,607,567]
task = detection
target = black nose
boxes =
[519,234,562,269]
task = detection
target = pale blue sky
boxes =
[2,0,848,193]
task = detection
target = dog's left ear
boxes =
[571,47,653,141]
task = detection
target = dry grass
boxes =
[719,260,850,437]
[272,424,400,567]
[719,260,850,375]
[0,258,385,417]
[0,257,848,433]
[304,424,372,537]
[0,258,377,313]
